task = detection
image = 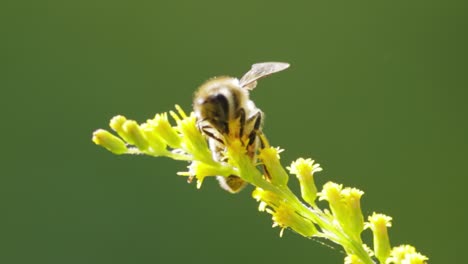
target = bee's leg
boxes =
[199,124,224,144]
[257,132,270,149]
[187,176,195,183]
[246,111,263,148]
[245,111,273,180]
[255,131,272,181]
[238,108,246,138]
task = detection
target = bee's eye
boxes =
[206,94,229,118]
[208,93,227,104]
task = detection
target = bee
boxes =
[193,62,290,193]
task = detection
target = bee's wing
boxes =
[239,62,290,90]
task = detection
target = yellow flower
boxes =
[287,158,322,206]
[365,213,392,263]
[253,187,317,238]
[319,182,365,241]
[341,188,365,239]
[344,254,365,264]
[387,245,415,263]
[252,188,282,209]
[268,202,317,238]
[170,105,213,163]
[400,253,428,264]
[288,158,322,176]
[178,161,237,189]
[386,245,428,264]
[258,147,288,186]
[225,139,264,184]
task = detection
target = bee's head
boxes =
[193,77,248,133]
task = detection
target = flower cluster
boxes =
[93,105,428,264]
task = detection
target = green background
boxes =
[2,0,466,263]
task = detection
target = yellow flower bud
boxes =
[147,113,181,149]
[92,129,128,154]
[122,120,149,151]
[140,123,168,156]
[109,115,133,143]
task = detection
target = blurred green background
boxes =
[1,0,466,263]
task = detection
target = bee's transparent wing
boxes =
[239,62,290,90]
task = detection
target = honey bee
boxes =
[193,62,290,193]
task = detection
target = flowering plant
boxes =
[93,105,428,264]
